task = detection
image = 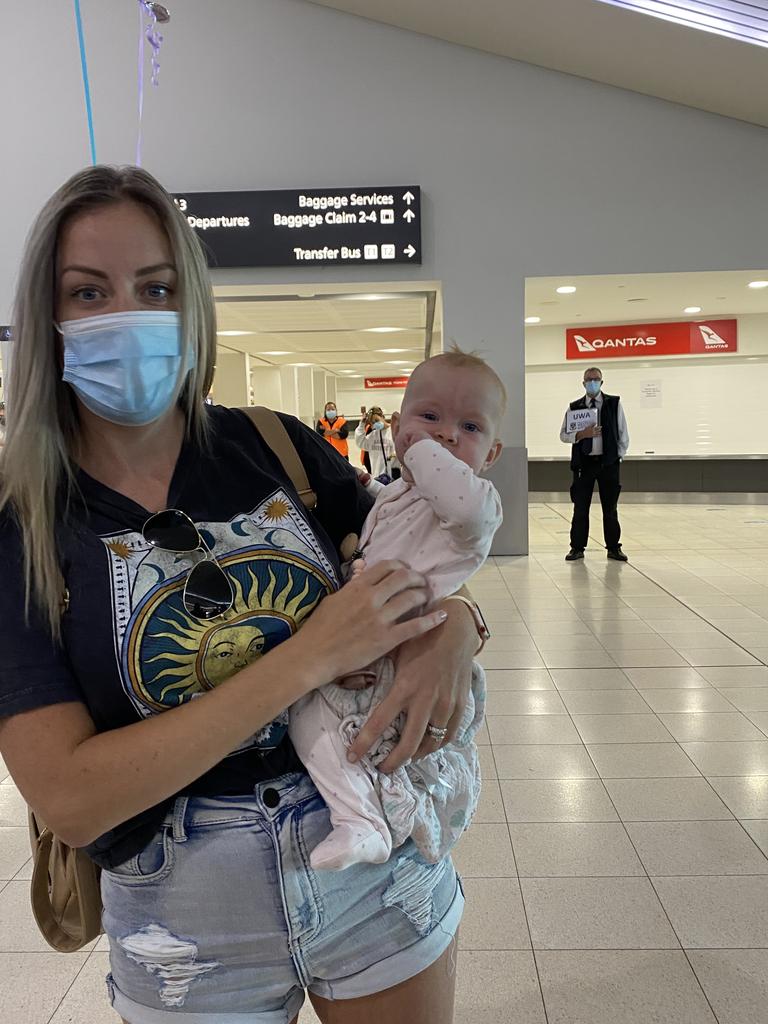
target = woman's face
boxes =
[56,199,178,323]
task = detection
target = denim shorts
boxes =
[101,772,464,1023]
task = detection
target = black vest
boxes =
[569,393,621,470]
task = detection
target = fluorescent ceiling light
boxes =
[337,293,401,301]
[376,348,410,353]
[748,280,768,288]
[289,362,313,367]
[684,306,702,313]
[594,1,768,50]
[216,330,255,336]
[556,286,577,294]
[261,350,291,355]
[386,360,408,365]
[524,316,541,324]
[364,327,406,333]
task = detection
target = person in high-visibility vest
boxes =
[315,402,349,460]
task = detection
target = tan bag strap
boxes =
[29,822,102,953]
[239,406,317,510]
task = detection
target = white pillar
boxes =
[250,366,283,411]
[279,366,299,417]
[213,350,251,408]
[312,368,326,423]
[296,367,314,426]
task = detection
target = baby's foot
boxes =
[310,823,392,871]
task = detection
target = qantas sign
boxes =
[566,320,737,360]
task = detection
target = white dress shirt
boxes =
[560,392,629,458]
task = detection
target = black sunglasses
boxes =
[142,509,234,620]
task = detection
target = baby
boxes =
[289,350,504,870]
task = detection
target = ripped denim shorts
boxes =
[101,772,464,1024]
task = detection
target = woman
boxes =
[355,408,397,481]
[315,401,349,460]
[0,167,481,1024]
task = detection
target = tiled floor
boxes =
[1,502,767,1022]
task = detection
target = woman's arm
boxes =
[0,562,446,848]
[348,594,479,771]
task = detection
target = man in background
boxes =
[560,366,629,562]
[316,401,349,460]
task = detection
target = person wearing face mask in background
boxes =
[316,401,349,460]
[355,407,398,482]
[560,366,630,562]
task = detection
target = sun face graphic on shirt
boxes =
[100,491,339,750]
[137,560,321,707]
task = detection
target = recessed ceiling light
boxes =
[524,316,541,324]
[216,330,255,336]
[684,306,702,314]
[376,348,409,353]
[261,351,291,356]
[748,280,768,289]
[595,1,768,51]
[364,327,406,333]
[556,286,576,294]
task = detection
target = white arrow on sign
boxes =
[403,209,415,223]
[402,191,415,204]
[404,244,416,258]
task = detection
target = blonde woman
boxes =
[0,167,481,1024]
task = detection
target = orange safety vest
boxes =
[319,416,349,458]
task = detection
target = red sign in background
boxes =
[566,319,738,360]
[364,376,410,389]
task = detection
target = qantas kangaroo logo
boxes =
[698,325,729,349]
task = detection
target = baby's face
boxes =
[393,363,503,474]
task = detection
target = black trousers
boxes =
[569,458,622,551]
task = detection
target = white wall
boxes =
[526,314,768,457]
[5,0,768,550]
[335,383,406,419]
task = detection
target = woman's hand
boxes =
[347,598,478,771]
[295,561,447,685]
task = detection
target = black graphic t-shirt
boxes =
[0,407,373,868]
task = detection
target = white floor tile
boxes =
[587,743,700,779]
[455,951,546,1024]
[0,951,90,1024]
[653,876,768,948]
[500,780,618,823]
[493,744,597,780]
[459,877,531,950]
[604,778,732,821]
[573,714,673,744]
[689,950,768,1024]
[510,822,644,877]
[561,690,652,715]
[658,713,766,743]
[521,877,678,949]
[537,951,717,1024]
[681,741,768,777]
[626,820,768,875]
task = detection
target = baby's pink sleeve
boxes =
[403,439,502,546]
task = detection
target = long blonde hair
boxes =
[0,166,217,638]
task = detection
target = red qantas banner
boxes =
[364,376,409,389]
[566,319,737,360]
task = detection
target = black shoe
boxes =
[565,548,585,561]
[607,547,628,562]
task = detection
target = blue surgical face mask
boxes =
[585,379,602,397]
[372,419,385,430]
[58,310,194,426]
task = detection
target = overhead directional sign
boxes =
[174,186,422,268]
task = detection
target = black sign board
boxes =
[173,186,421,269]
